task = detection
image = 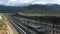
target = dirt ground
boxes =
[0,14,7,34]
[0,25,7,34]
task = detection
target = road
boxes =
[10,14,60,32]
[4,13,60,34]
[4,13,39,34]
[4,13,27,34]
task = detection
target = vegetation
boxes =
[18,12,60,17]
[0,20,4,27]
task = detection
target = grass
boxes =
[0,20,4,27]
[18,12,60,17]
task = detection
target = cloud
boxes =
[0,0,33,6]
[0,0,60,6]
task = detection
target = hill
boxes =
[20,4,60,14]
[0,4,60,13]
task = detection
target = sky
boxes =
[0,0,60,6]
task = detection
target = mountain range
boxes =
[0,4,60,13]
